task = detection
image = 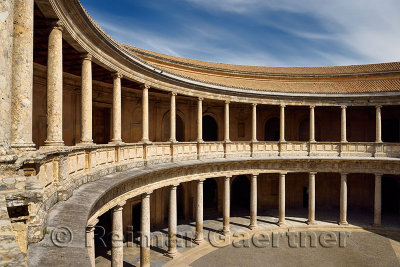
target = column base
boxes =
[44,140,64,147]
[306,220,317,225]
[277,221,286,227]
[109,140,124,145]
[372,223,381,227]
[166,250,178,259]
[141,139,152,144]
[338,221,348,226]
[249,224,258,230]
[196,139,204,143]
[77,141,94,146]
[194,238,204,245]
[11,142,36,151]
[222,229,231,235]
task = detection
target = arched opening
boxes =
[162,112,185,142]
[204,178,218,218]
[382,176,400,215]
[264,117,280,141]
[231,175,250,215]
[131,202,141,243]
[299,118,309,141]
[203,115,218,141]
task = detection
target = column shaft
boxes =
[252,104,257,142]
[280,105,285,142]
[0,0,14,155]
[170,92,177,142]
[86,225,96,267]
[197,98,203,142]
[374,174,382,226]
[168,185,178,257]
[278,173,286,225]
[112,205,124,267]
[339,173,348,225]
[223,176,231,234]
[376,106,382,143]
[80,54,93,144]
[111,73,122,143]
[224,101,230,142]
[45,21,64,146]
[308,172,316,224]
[141,85,150,143]
[195,180,204,243]
[11,0,35,150]
[249,174,258,229]
[310,105,315,142]
[341,106,347,142]
[140,193,151,267]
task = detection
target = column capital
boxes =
[225,99,230,104]
[87,219,99,229]
[250,173,259,178]
[142,191,153,198]
[49,20,64,31]
[375,173,383,178]
[252,103,258,107]
[279,172,287,176]
[280,103,286,108]
[112,72,123,79]
[376,105,382,109]
[341,105,347,109]
[309,172,317,175]
[170,183,180,188]
[141,84,150,90]
[310,105,316,109]
[198,178,206,183]
[224,175,232,181]
[113,200,126,210]
[171,91,178,96]
[340,172,349,177]
[198,97,204,101]
[80,53,92,61]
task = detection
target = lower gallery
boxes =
[0,0,399,266]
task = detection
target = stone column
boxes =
[252,104,257,142]
[339,173,348,225]
[249,174,258,229]
[79,54,93,145]
[224,101,230,142]
[111,73,123,143]
[223,176,231,234]
[45,21,64,147]
[307,172,317,225]
[112,203,125,267]
[141,85,150,143]
[197,98,203,142]
[376,106,382,143]
[86,220,98,267]
[280,104,285,142]
[141,192,151,267]
[374,174,382,226]
[11,0,35,150]
[168,184,178,257]
[170,92,177,142]
[195,179,204,244]
[278,172,286,226]
[341,106,347,142]
[309,105,315,142]
[0,0,14,155]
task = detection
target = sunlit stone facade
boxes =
[0,0,400,266]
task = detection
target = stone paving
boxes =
[94,209,400,266]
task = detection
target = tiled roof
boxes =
[120,44,400,94]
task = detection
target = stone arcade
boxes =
[0,0,400,266]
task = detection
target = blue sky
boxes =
[80,0,400,67]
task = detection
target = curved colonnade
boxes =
[1,0,400,266]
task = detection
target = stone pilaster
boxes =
[251,104,257,142]
[11,0,35,150]
[376,106,382,143]
[278,173,286,226]
[170,92,177,142]
[341,106,347,143]
[249,174,258,230]
[111,73,123,143]
[79,53,93,145]
[197,97,203,142]
[168,184,178,257]
[280,104,285,142]
[0,0,14,155]
[224,100,230,142]
[140,192,151,267]
[374,174,382,226]
[45,21,64,147]
[112,202,125,267]
[195,179,204,244]
[309,105,315,142]
[307,172,317,225]
[141,85,150,143]
[223,176,231,234]
[339,173,348,225]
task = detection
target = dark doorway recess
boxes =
[177,185,185,221]
[382,176,400,214]
[203,115,218,141]
[176,115,185,142]
[299,119,310,141]
[231,175,250,215]
[382,119,399,142]
[204,178,218,218]
[265,118,280,141]
[93,106,110,144]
